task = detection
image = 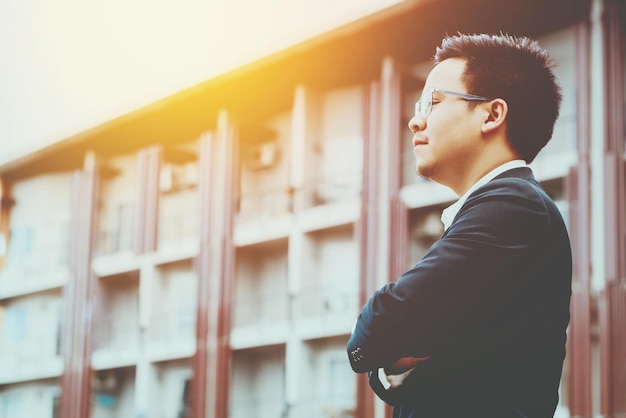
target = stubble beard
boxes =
[415,161,434,182]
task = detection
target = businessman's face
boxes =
[408,58,485,190]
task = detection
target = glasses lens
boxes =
[416,90,432,118]
[423,90,432,117]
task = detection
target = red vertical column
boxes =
[566,165,592,417]
[566,20,593,417]
[191,133,212,418]
[600,4,626,416]
[214,116,237,418]
[388,73,410,282]
[135,146,161,253]
[192,113,237,418]
[355,81,380,418]
[59,155,98,418]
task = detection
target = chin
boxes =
[416,164,432,180]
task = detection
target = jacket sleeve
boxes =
[347,178,551,373]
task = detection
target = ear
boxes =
[481,98,508,134]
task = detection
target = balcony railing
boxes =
[94,227,135,256]
[92,318,139,351]
[148,307,196,343]
[237,186,293,223]
[229,397,286,418]
[295,283,359,320]
[237,171,362,223]
[0,255,69,296]
[232,292,289,328]
[3,222,69,265]
[296,172,361,211]
[7,249,69,274]
[0,330,62,370]
[158,213,199,248]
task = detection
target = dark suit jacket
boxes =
[347,168,572,418]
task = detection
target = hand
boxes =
[385,355,431,375]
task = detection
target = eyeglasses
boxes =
[415,88,490,119]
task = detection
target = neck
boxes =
[448,151,519,196]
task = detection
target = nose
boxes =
[408,114,425,133]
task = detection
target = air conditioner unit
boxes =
[180,162,199,187]
[160,163,198,192]
[246,142,280,171]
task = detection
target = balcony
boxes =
[295,173,362,233]
[94,226,134,256]
[231,292,289,349]
[235,186,293,246]
[0,224,69,299]
[294,283,357,340]
[159,213,198,244]
[230,346,286,418]
[290,336,356,418]
[93,318,139,350]
[0,331,63,383]
[147,307,196,361]
[156,211,199,263]
[93,202,138,276]
[158,168,199,261]
[92,318,140,369]
[292,225,358,338]
[238,186,293,223]
[92,277,140,369]
[92,207,140,276]
[231,241,289,348]
[297,172,361,211]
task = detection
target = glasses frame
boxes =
[415,88,491,119]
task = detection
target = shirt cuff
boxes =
[378,367,416,390]
[378,368,392,390]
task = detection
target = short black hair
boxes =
[434,33,562,163]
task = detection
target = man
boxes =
[347,33,572,417]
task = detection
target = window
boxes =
[7,226,33,262]
[0,392,26,418]
[3,307,28,342]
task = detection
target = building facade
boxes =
[0,0,624,417]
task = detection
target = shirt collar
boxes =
[441,160,529,231]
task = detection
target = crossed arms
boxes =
[346,177,552,394]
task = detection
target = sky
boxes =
[0,0,406,166]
